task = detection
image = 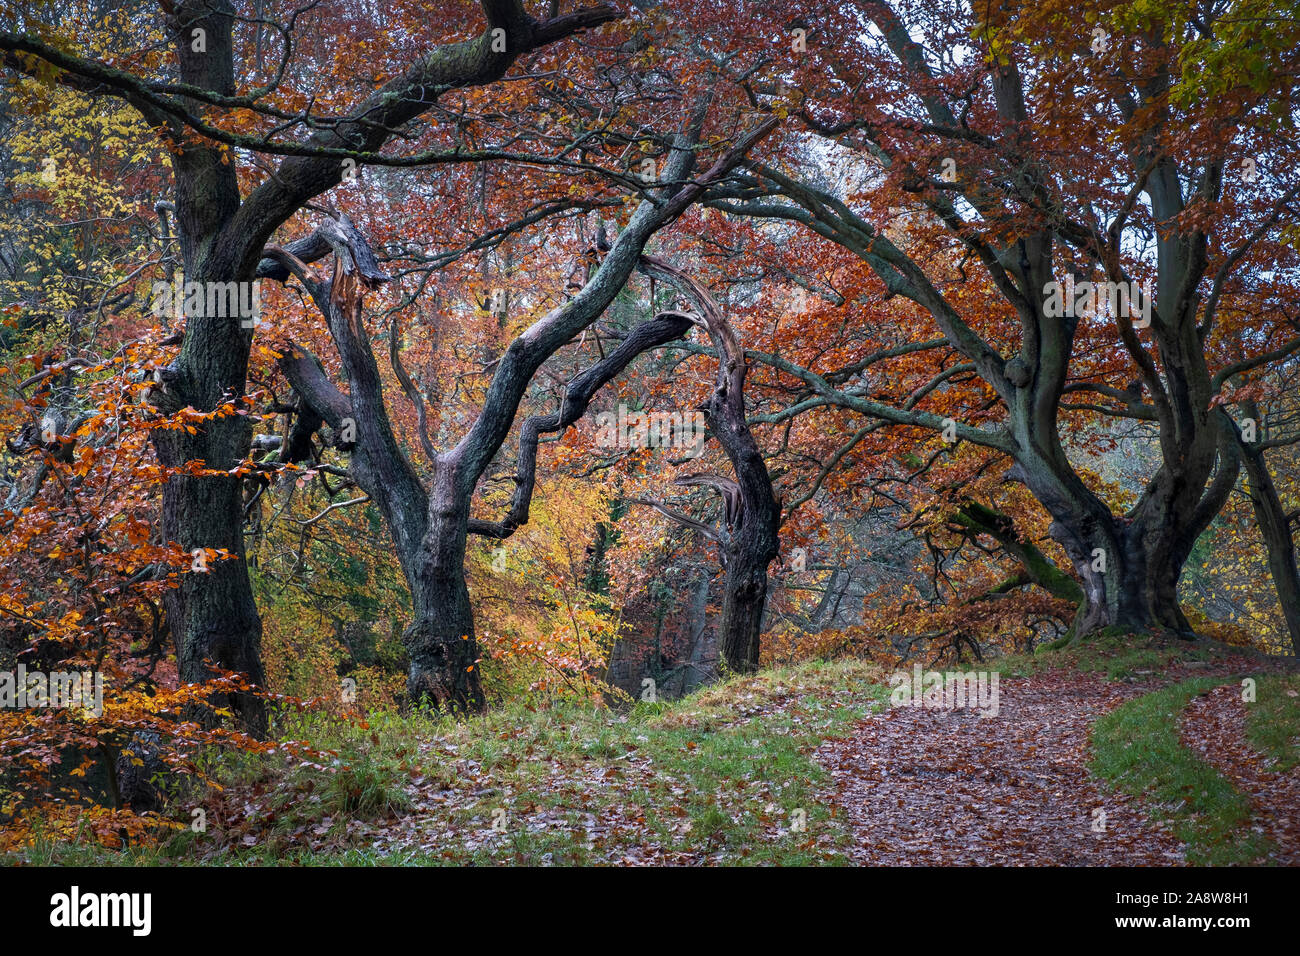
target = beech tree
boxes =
[688,0,1300,638]
[272,110,772,708]
[3,0,626,729]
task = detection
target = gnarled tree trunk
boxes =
[275,114,774,710]
[407,473,483,710]
[639,256,781,673]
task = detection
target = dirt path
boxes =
[816,670,1187,865]
[1181,683,1300,864]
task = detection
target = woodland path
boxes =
[194,652,1296,867]
[815,662,1290,866]
[1181,683,1300,864]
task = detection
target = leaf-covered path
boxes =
[1181,683,1300,864]
[816,669,1189,865]
[52,655,1295,867]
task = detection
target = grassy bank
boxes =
[1088,676,1269,865]
[14,659,887,866]
[1244,673,1300,773]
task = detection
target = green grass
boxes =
[13,638,1289,867]
[11,659,886,866]
[1244,673,1300,772]
[1001,632,1214,680]
[978,630,1243,683]
[1089,676,1270,865]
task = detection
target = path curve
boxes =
[816,671,1186,865]
[1180,682,1300,864]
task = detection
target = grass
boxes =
[1244,673,1300,772]
[996,631,1216,681]
[10,658,887,866]
[10,634,1290,867]
[1089,675,1270,865]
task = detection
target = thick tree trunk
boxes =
[1082,526,1187,634]
[1045,499,1208,640]
[156,0,266,736]
[157,421,267,736]
[710,409,780,673]
[1008,407,1238,643]
[406,476,485,711]
[716,537,772,672]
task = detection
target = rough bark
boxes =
[398,117,773,706]
[153,0,266,734]
[637,256,782,673]
[277,115,776,710]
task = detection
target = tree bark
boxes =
[638,256,781,673]
[1236,404,1300,655]
[442,312,695,709]
[154,0,266,734]
[407,470,482,710]
[275,114,774,710]
[1024,422,1239,641]
[711,398,781,673]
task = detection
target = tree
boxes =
[636,255,781,672]
[273,115,774,708]
[688,0,1300,638]
[3,0,625,730]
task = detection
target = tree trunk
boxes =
[1048,507,1200,639]
[1239,439,1300,655]
[1004,410,1237,644]
[716,535,772,672]
[156,0,266,736]
[406,475,485,711]
[711,412,780,672]
[638,255,781,673]
[157,422,267,735]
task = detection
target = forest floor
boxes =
[820,642,1298,865]
[13,636,1300,866]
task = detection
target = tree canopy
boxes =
[1,0,1297,858]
